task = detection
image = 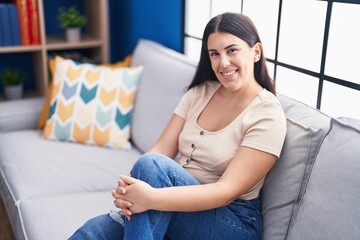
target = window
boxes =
[183,0,360,119]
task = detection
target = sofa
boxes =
[0,39,359,240]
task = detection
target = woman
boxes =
[69,12,287,240]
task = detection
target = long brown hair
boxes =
[188,12,275,94]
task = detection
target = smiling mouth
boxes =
[221,70,238,78]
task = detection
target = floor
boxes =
[0,197,15,240]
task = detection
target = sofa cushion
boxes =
[0,130,141,201]
[130,39,197,153]
[43,57,143,149]
[36,55,133,130]
[261,94,331,240]
[287,117,360,240]
[19,191,117,240]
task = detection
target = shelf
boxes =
[0,45,42,54]
[0,89,41,101]
[46,34,103,50]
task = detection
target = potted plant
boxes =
[1,68,23,100]
[58,6,87,42]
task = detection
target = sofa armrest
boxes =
[0,97,44,132]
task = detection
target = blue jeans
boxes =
[69,153,262,240]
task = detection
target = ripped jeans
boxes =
[68,153,262,240]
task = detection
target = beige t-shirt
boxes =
[174,81,287,200]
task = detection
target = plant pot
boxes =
[66,28,81,42]
[4,84,23,100]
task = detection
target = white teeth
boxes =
[223,71,235,76]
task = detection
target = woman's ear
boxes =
[254,42,262,62]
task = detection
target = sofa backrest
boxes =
[0,97,44,132]
[130,39,197,153]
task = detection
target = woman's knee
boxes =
[130,153,199,188]
[131,153,170,175]
[130,153,176,185]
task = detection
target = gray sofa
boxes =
[0,39,359,240]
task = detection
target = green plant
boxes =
[1,68,23,86]
[58,6,87,29]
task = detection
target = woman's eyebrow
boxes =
[224,44,240,50]
[208,44,240,52]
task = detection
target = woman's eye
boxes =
[210,52,219,57]
[228,48,238,54]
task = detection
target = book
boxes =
[0,4,12,46]
[0,5,5,46]
[15,0,30,45]
[26,0,40,45]
[8,4,21,46]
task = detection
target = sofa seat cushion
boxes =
[19,191,117,240]
[261,94,331,240]
[0,130,141,201]
[287,117,360,240]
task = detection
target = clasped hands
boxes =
[112,175,154,221]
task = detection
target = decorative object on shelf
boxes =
[1,68,23,100]
[58,6,86,42]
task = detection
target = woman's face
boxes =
[207,31,261,92]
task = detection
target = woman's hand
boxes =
[112,177,133,220]
[112,175,156,219]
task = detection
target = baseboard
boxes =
[0,196,15,240]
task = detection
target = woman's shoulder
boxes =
[249,89,286,120]
[175,81,221,119]
[184,81,220,100]
[258,89,282,105]
[191,81,221,96]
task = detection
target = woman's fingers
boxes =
[113,198,131,208]
[113,198,133,221]
[120,207,132,220]
[112,174,134,221]
[118,177,127,188]
[120,175,137,185]
[113,186,126,196]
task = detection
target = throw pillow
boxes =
[43,56,143,149]
[261,94,331,240]
[287,117,360,239]
[36,55,132,130]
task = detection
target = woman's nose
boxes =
[220,55,230,68]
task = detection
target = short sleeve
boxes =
[241,101,287,158]
[174,87,195,120]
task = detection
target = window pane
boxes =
[243,0,280,59]
[185,0,211,38]
[184,37,202,63]
[211,0,242,17]
[266,61,275,81]
[276,66,318,108]
[321,81,360,119]
[325,3,360,84]
[278,1,327,72]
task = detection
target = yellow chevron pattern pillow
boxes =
[43,56,144,149]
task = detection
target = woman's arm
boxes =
[115,146,277,214]
[113,113,185,218]
[146,114,185,159]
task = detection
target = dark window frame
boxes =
[182,0,360,111]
